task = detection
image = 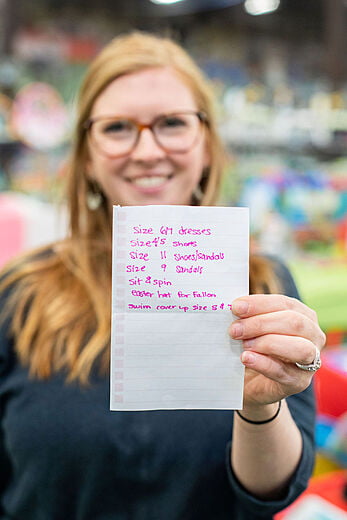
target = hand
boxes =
[229,294,326,410]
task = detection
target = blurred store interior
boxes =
[0,0,347,515]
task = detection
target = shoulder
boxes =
[249,254,299,297]
[0,243,60,287]
[0,244,59,366]
[0,244,60,378]
[266,256,300,299]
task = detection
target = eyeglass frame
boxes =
[83,110,209,158]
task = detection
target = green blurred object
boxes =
[289,259,347,332]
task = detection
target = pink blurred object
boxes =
[0,192,67,269]
[0,195,25,268]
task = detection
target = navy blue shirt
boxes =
[0,260,316,519]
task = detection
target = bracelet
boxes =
[236,401,282,425]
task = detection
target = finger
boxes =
[241,350,312,393]
[232,294,318,323]
[242,334,319,366]
[230,310,326,347]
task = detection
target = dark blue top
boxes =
[0,260,316,520]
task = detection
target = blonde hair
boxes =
[70,31,226,241]
[0,32,280,383]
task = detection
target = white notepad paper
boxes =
[110,205,249,411]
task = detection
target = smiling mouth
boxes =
[128,175,173,188]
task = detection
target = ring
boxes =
[295,346,322,372]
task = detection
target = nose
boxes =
[130,128,166,162]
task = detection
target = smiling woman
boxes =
[0,31,325,520]
[85,67,210,207]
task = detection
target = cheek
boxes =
[88,154,124,182]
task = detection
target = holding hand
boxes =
[230,294,326,410]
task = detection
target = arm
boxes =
[229,282,325,500]
[232,398,303,499]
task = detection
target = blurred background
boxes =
[0,0,346,515]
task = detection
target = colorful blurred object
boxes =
[315,347,347,418]
[290,259,347,332]
[275,471,347,518]
[10,83,70,150]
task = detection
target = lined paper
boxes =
[110,205,249,411]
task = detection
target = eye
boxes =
[160,115,187,129]
[102,119,134,134]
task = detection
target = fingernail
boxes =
[241,351,255,365]
[231,322,243,339]
[232,300,249,316]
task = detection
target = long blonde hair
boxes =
[0,32,280,383]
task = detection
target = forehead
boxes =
[91,67,197,119]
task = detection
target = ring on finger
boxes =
[295,346,322,372]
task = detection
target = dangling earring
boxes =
[87,182,103,210]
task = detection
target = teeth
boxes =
[132,176,168,188]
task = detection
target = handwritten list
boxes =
[110,205,249,411]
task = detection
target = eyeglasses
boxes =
[84,111,208,158]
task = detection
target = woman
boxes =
[0,32,325,519]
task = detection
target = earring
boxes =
[87,183,103,210]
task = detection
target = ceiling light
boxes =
[149,0,186,5]
[244,0,280,15]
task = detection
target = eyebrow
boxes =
[89,110,200,121]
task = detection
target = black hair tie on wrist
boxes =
[236,401,282,425]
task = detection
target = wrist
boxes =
[236,401,282,425]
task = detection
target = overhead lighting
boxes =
[244,0,280,15]
[149,0,186,4]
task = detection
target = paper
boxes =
[110,205,249,411]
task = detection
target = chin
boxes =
[129,195,191,207]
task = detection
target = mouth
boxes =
[126,174,173,191]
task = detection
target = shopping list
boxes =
[110,205,249,411]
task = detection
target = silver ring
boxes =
[295,346,322,372]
